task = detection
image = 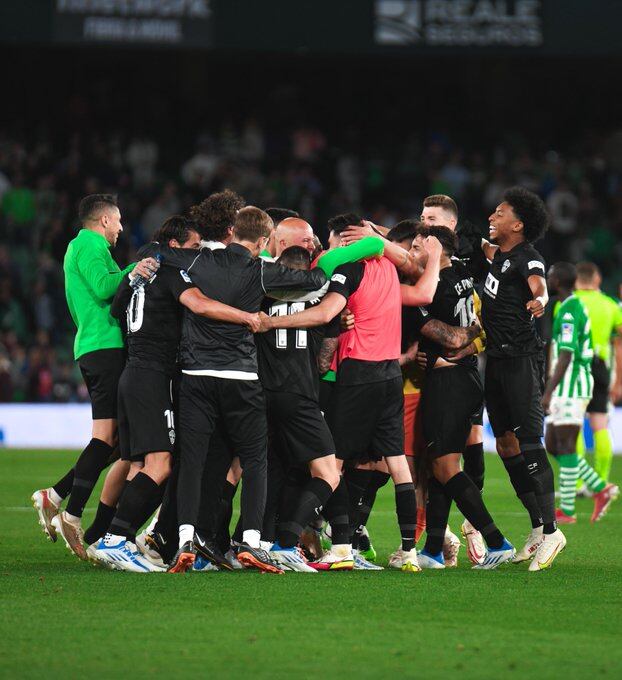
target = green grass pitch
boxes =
[1,450,621,679]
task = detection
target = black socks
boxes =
[444,472,504,549]
[502,454,543,529]
[523,448,557,534]
[395,482,417,552]
[277,477,333,549]
[66,438,113,517]
[423,478,451,555]
[108,472,161,541]
[323,476,350,545]
[52,468,75,500]
[83,502,116,545]
[344,468,374,546]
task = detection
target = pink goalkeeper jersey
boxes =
[336,256,402,366]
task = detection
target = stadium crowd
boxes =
[2,121,622,402]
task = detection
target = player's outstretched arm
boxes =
[179,288,261,332]
[399,237,443,306]
[315,236,385,278]
[261,260,328,301]
[420,319,482,350]
[77,246,142,301]
[258,292,347,331]
[542,350,572,413]
[525,275,548,318]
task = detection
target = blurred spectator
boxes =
[547,179,579,235]
[126,136,158,188]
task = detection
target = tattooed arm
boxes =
[420,319,481,350]
[318,337,339,375]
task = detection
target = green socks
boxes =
[593,429,613,482]
[577,458,606,493]
[558,453,580,517]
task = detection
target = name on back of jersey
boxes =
[454,278,473,295]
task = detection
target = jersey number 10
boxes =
[454,296,477,327]
[269,302,308,349]
[127,287,145,333]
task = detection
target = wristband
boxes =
[535,295,546,306]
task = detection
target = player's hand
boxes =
[416,350,428,369]
[526,298,545,318]
[541,392,552,414]
[341,308,355,331]
[340,222,374,245]
[244,312,263,333]
[423,236,442,259]
[256,311,272,333]
[399,341,419,366]
[134,257,159,279]
[444,342,476,361]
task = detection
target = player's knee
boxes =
[432,457,459,485]
[496,434,519,458]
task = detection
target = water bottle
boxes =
[130,253,161,290]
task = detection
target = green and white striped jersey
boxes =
[550,294,594,399]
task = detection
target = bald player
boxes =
[274,218,316,258]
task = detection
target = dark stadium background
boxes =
[1,0,621,404]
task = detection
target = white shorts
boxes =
[547,396,590,426]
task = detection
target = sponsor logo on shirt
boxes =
[484,272,499,299]
[331,273,346,284]
[528,260,545,272]
[180,270,192,283]
[561,323,574,343]
[501,259,510,273]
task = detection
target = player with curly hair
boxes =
[481,186,566,571]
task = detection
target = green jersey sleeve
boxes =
[315,237,384,278]
[76,243,134,301]
[555,299,580,353]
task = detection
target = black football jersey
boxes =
[481,241,546,357]
[256,296,338,400]
[413,264,478,371]
[111,267,194,375]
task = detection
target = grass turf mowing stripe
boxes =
[1,449,621,679]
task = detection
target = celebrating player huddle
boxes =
[31,187,619,575]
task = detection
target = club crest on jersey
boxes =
[501,259,510,273]
[169,429,176,445]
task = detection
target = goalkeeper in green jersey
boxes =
[574,262,622,481]
[32,194,158,560]
[543,263,619,523]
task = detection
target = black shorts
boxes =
[587,357,610,414]
[265,389,335,465]
[117,366,176,461]
[319,379,335,417]
[78,348,126,420]
[471,401,484,427]
[422,366,483,458]
[485,354,545,440]
[329,377,404,463]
